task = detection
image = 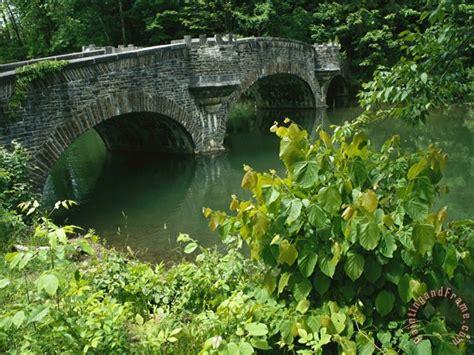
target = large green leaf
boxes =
[410,339,432,355]
[356,332,375,355]
[280,137,304,169]
[227,342,239,355]
[404,199,429,220]
[442,245,457,279]
[359,222,380,250]
[298,245,318,277]
[293,278,312,302]
[278,240,298,266]
[313,272,330,295]
[28,305,50,323]
[412,223,435,255]
[278,273,290,294]
[380,234,397,258]
[375,290,395,316]
[307,203,329,229]
[407,158,427,180]
[285,198,302,225]
[360,190,378,213]
[252,211,269,237]
[344,251,365,281]
[250,338,272,350]
[319,243,341,278]
[364,258,382,283]
[245,322,268,336]
[398,274,412,303]
[184,242,198,254]
[37,274,59,296]
[296,299,310,314]
[350,159,368,187]
[330,312,346,334]
[319,253,338,278]
[239,341,254,355]
[262,186,280,206]
[319,186,342,215]
[294,160,319,189]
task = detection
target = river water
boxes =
[42,106,474,262]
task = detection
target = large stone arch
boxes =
[31,92,197,188]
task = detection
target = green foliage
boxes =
[0,142,33,209]
[311,1,422,88]
[208,120,473,352]
[0,143,36,250]
[0,216,263,353]
[0,0,429,93]
[226,100,258,134]
[8,60,69,118]
[0,218,132,353]
[0,120,473,352]
[359,1,473,124]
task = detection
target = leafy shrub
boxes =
[0,142,35,209]
[0,123,472,354]
[207,120,473,353]
[0,143,36,250]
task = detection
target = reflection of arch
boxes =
[323,74,347,108]
[32,92,196,188]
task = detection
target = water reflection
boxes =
[43,106,473,262]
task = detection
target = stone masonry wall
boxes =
[0,37,342,188]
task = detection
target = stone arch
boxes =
[226,62,320,113]
[217,62,320,134]
[31,92,197,189]
[322,73,348,108]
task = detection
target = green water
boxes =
[43,106,474,262]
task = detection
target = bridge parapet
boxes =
[0,44,145,73]
[314,43,341,71]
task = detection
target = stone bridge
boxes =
[0,35,346,188]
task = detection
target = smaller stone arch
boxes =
[31,92,197,189]
[229,62,320,110]
[322,73,348,108]
[217,62,321,134]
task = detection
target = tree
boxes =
[358,0,473,124]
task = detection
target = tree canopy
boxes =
[0,0,464,91]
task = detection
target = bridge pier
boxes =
[189,75,241,153]
[195,109,226,153]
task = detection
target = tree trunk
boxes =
[5,1,22,45]
[1,9,11,39]
[118,0,127,45]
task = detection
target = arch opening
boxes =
[326,75,348,108]
[42,112,195,205]
[227,73,317,134]
[94,112,195,154]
